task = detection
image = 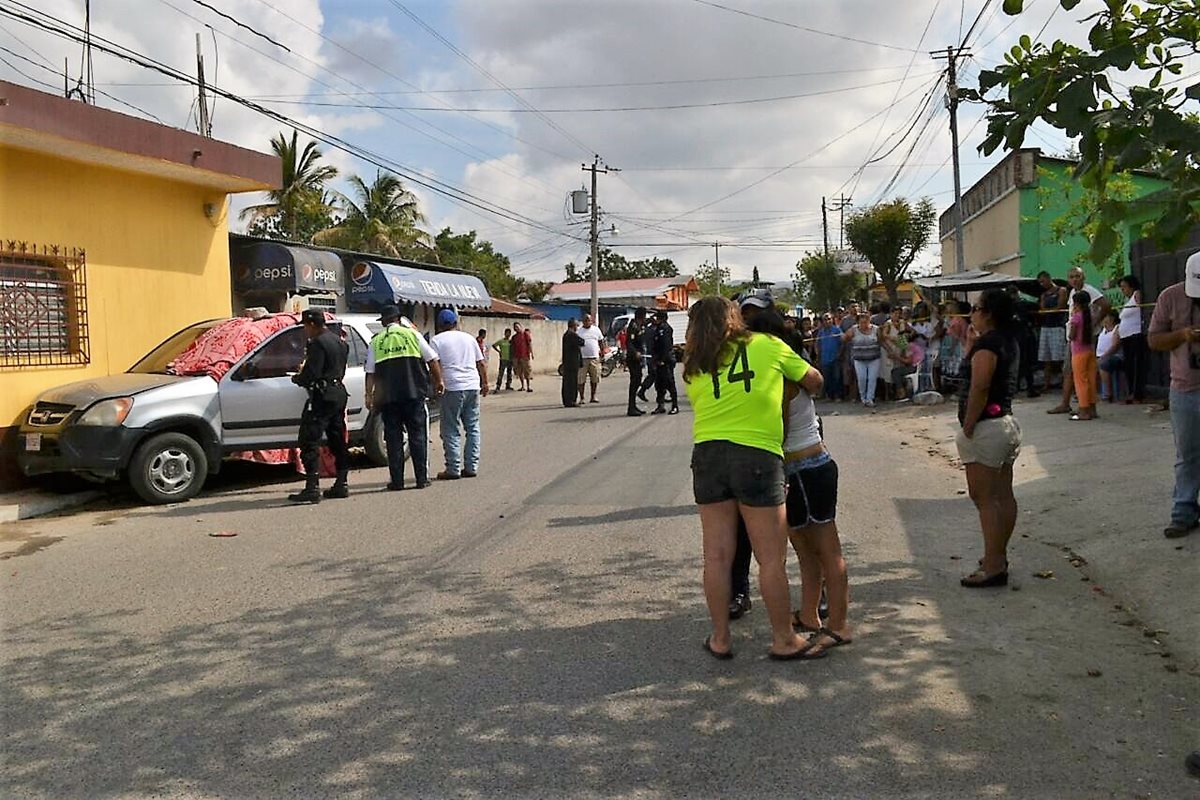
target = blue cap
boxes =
[437,308,459,326]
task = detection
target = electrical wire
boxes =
[251,70,946,113]
[188,0,289,51]
[244,63,926,98]
[0,2,584,245]
[689,0,923,53]
[384,0,595,156]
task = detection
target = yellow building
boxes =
[0,81,279,486]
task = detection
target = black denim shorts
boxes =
[691,441,786,507]
[785,453,839,528]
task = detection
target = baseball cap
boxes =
[437,308,459,326]
[378,304,401,324]
[299,308,326,326]
[737,287,774,309]
[1186,251,1200,299]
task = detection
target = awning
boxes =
[916,270,1058,297]
[231,241,344,295]
[346,260,491,309]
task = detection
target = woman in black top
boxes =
[956,289,1022,588]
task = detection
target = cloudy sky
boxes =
[3,1,1194,284]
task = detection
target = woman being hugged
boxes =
[957,289,1022,588]
[684,296,812,660]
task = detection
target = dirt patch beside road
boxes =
[828,395,1198,673]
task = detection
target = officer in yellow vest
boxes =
[366,305,445,490]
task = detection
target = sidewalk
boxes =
[846,394,1198,669]
[0,486,103,523]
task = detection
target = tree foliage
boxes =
[969,0,1200,265]
[434,228,522,299]
[315,171,434,260]
[563,249,679,282]
[241,130,338,242]
[844,198,936,305]
[694,260,731,296]
[792,252,860,312]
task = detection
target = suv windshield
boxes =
[128,321,224,375]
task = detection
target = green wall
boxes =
[1018,161,1165,283]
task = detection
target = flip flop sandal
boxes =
[769,643,826,661]
[791,611,821,633]
[809,627,853,650]
[702,636,734,661]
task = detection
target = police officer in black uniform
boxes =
[288,309,351,503]
[650,310,679,415]
[625,307,649,417]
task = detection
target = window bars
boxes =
[0,242,90,367]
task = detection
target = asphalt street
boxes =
[0,379,1195,799]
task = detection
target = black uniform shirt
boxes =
[293,328,348,389]
[625,320,647,366]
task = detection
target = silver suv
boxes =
[17,314,422,504]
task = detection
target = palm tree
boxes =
[315,171,435,259]
[240,130,338,241]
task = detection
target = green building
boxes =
[938,148,1167,283]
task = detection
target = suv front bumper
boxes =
[18,425,142,479]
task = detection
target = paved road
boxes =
[1,382,1195,799]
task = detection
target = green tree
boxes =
[315,171,433,259]
[792,252,860,312]
[516,280,553,303]
[844,198,936,306]
[434,228,525,299]
[564,249,679,282]
[240,130,338,242]
[970,0,1200,264]
[694,259,730,296]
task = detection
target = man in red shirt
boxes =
[511,322,534,392]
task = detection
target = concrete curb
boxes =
[0,489,104,524]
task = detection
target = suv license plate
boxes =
[24,433,41,452]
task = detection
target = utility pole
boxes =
[713,242,722,294]
[83,0,94,102]
[196,33,211,137]
[821,196,831,270]
[582,156,617,320]
[832,195,852,249]
[932,46,970,273]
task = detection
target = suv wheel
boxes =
[128,432,208,504]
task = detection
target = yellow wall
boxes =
[0,147,235,428]
[940,190,1021,275]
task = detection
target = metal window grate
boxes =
[0,241,90,367]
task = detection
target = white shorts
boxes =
[956,416,1022,469]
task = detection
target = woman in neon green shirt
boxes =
[684,296,814,660]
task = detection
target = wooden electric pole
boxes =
[582,156,617,320]
[932,46,970,273]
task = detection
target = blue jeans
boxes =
[854,358,881,403]
[1170,389,1200,527]
[821,359,843,399]
[440,390,481,475]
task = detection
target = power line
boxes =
[243,64,926,98]
[0,2,583,244]
[187,0,289,52]
[664,77,942,223]
[689,0,923,53]
[384,0,594,156]
[250,70,945,113]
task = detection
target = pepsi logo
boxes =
[301,264,313,282]
[351,262,373,286]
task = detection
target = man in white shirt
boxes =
[1049,266,1111,415]
[431,308,489,479]
[576,313,606,404]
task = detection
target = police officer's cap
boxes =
[300,308,326,326]
[378,304,401,324]
[654,309,668,319]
